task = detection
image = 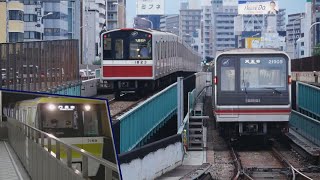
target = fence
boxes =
[0,40,80,92]
[6,117,119,180]
[296,82,320,120]
[292,56,320,71]
[290,111,320,146]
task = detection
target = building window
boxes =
[9,10,24,21]
[301,50,304,56]
[24,14,37,22]
[9,32,24,42]
[44,28,61,36]
[301,42,304,47]
[23,0,38,5]
[24,31,41,39]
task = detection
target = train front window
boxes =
[102,30,152,60]
[115,39,124,59]
[83,108,99,137]
[40,104,101,137]
[103,37,112,59]
[240,57,287,91]
[129,36,152,60]
[220,58,236,91]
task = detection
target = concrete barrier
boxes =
[81,78,98,97]
[119,134,183,180]
[292,71,320,83]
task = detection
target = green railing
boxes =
[290,110,320,146]
[297,82,320,118]
[119,83,178,153]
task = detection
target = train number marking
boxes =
[245,98,261,103]
[135,60,147,64]
[88,139,98,143]
[268,59,284,64]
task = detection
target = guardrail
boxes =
[118,82,178,153]
[6,117,119,180]
[297,81,320,119]
[290,110,320,146]
[81,78,99,97]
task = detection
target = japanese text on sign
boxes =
[137,0,165,15]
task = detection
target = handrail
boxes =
[7,117,119,178]
[298,81,320,91]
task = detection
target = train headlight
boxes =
[47,104,56,111]
[84,105,91,111]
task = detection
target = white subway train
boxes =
[213,49,291,139]
[100,28,201,97]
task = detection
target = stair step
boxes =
[189,122,203,125]
[189,134,203,137]
[188,147,203,151]
[189,140,203,143]
[189,128,203,131]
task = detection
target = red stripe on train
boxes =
[214,109,291,114]
[103,66,153,77]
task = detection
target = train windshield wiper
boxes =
[242,80,248,94]
[261,87,282,95]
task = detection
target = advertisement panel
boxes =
[238,0,279,15]
[245,37,262,48]
[137,0,165,15]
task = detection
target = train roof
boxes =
[216,48,290,58]
[104,28,177,36]
[15,97,106,106]
[220,48,285,53]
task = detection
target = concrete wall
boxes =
[0,2,6,43]
[292,71,320,83]
[120,142,183,180]
[81,79,98,97]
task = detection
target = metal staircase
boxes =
[188,103,204,150]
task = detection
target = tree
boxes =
[313,43,320,56]
[92,60,101,65]
[205,56,214,63]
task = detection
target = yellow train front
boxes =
[12,97,116,177]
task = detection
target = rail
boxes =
[6,117,119,180]
[230,147,241,180]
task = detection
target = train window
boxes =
[240,57,287,91]
[220,58,236,91]
[115,39,124,59]
[41,104,81,137]
[103,37,112,59]
[129,35,152,60]
[83,110,99,136]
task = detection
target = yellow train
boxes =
[4,97,116,177]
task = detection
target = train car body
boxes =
[100,28,201,96]
[4,97,114,177]
[213,49,291,139]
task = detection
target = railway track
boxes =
[108,93,153,121]
[230,141,315,180]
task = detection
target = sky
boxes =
[126,0,307,27]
